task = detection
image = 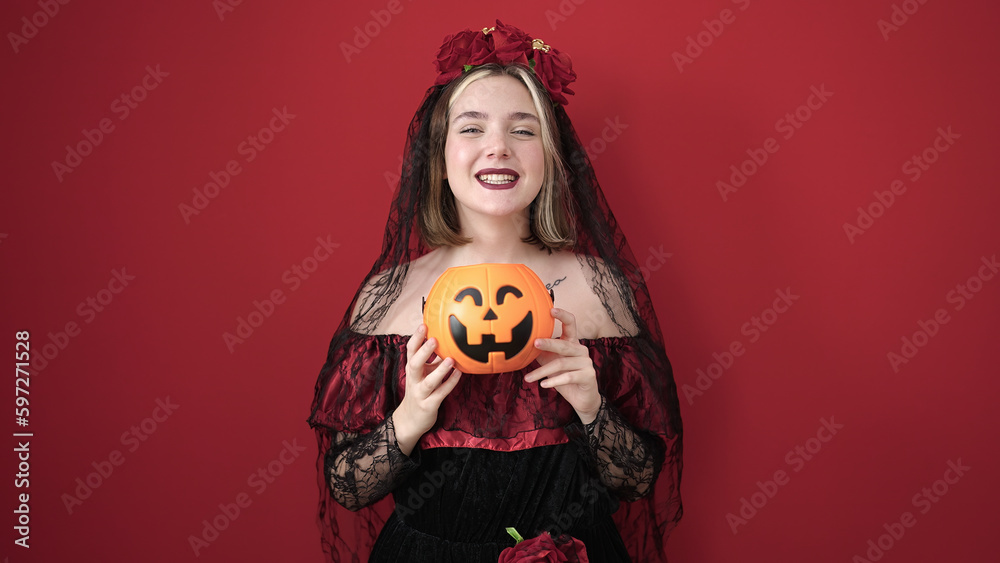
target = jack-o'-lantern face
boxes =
[423,263,555,374]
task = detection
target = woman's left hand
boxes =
[524,307,602,424]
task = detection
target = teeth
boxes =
[478,174,517,184]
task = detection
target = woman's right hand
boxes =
[392,324,463,456]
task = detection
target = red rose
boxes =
[531,47,577,105]
[434,29,496,85]
[491,20,532,66]
[498,532,589,563]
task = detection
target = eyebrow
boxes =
[453,110,539,122]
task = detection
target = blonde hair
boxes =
[419,64,575,250]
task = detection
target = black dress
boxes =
[371,446,632,562]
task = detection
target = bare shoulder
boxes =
[531,251,637,339]
[358,251,447,335]
[348,267,393,332]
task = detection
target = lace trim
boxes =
[325,412,420,511]
[566,395,662,502]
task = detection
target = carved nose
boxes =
[483,308,498,320]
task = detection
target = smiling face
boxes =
[443,74,545,225]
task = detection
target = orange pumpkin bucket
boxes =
[423,263,555,374]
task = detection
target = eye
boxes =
[459,126,483,134]
[455,287,483,306]
[496,285,522,305]
[512,128,536,137]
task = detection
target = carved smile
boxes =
[448,311,533,365]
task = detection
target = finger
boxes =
[535,337,586,357]
[539,372,583,389]
[408,337,439,374]
[551,308,578,341]
[429,367,463,403]
[421,356,455,390]
[405,324,427,358]
[524,359,566,383]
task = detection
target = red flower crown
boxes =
[433,20,577,105]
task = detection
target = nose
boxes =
[486,129,510,159]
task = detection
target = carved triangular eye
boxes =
[455,287,483,306]
[496,285,522,305]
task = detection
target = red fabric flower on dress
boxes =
[498,531,589,563]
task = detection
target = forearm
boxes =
[570,395,663,501]
[325,413,419,511]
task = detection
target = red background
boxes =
[3,0,998,561]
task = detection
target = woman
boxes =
[308,21,682,562]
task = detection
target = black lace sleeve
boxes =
[565,395,664,502]
[324,412,421,512]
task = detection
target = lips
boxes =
[476,168,519,190]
